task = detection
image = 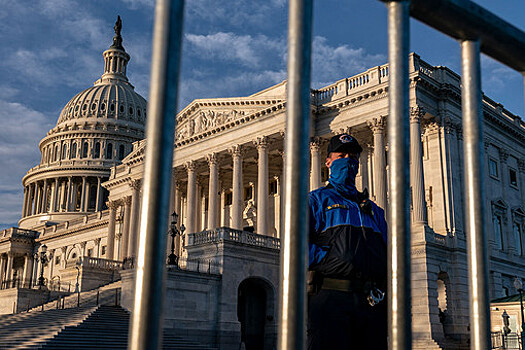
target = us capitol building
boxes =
[0,19,524,349]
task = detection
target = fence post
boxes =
[461,39,491,350]
[278,0,313,348]
[387,1,412,349]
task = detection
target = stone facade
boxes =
[0,20,524,349]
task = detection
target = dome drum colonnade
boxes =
[18,17,147,230]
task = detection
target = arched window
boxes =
[71,143,77,159]
[62,144,68,159]
[106,143,113,159]
[82,142,89,158]
[118,145,125,160]
[54,145,59,162]
[94,142,101,158]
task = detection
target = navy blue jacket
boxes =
[308,185,387,284]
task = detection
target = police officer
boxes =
[307,134,387,349]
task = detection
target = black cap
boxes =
[327,134,363,155]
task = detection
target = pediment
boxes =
[512,207,525,218]
[175,97,284,142]
[491,198,508,211]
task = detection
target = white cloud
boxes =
[186,0,286,29]
[185,32,285,68]
[121,0,154,9]
[0,100,53,226]
[311,36,386,87]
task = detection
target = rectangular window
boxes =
[87,248,93,257]
[514,223,523,256]
[101,245,107,256]
[493,214,504,250]
[489,158,499,179]
[510,168,518,188]
[55,256,61,265]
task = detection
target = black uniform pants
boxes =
[307,289,387,350]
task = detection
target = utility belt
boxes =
[307,271,385,306]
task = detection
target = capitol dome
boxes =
[19,16,147,229]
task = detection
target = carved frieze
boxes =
[176,109,247,140]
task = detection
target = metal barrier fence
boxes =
[128,0,525,349]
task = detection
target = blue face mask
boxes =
[328,157,359,199]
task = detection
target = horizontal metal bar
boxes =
[380,0,525,72]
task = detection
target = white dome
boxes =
[56,81,147,127]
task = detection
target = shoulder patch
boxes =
[326,204,348,210]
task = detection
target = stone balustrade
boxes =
[71,256,123,270]
[0,227,38,240]
[187,227,281,250]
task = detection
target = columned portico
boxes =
[368,116,387,209]
[255,137,269,236]
[230,145,244,230]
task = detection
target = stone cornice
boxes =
[37,219,109,242]
[102,175,133,190]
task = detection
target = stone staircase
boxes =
[39,305,216,349]
[0,306,98,349]
[0,292,217,349]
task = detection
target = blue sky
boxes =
[0,0,523,229]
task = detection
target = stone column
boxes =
[127,180,141,258]
[121,197,132,259]
[94,238,102,258]
[5,253,13,282]
[80,176,87,212]
[33,182,41,215]
[358,145,370,192]
[255,137,269,236]
[229,145,244,230]
[65,177,72,211]
[310,137,322,190]
[0,255,6,284]
[368,116,387,209]
[185,161,197,234]
[22,187,28,218]
[207,153,219,230]
[50,178,58,212]
[22,254,33,286]
[106,201,118,260]
[410,106,428,225]
[41,179,48,213]
[26,184,34,216]
[220,189,227,226]
[95,177,102,212]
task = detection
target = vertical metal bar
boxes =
[278,0,313,348]
[128,0,185,349]
[460,39,491,350]
[387,1,411,349]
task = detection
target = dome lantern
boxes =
[98,15,130,84]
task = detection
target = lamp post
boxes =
[514,277,525,349]
[75,259,81,307]
[36,244,50,289]
[167,211,185,266]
